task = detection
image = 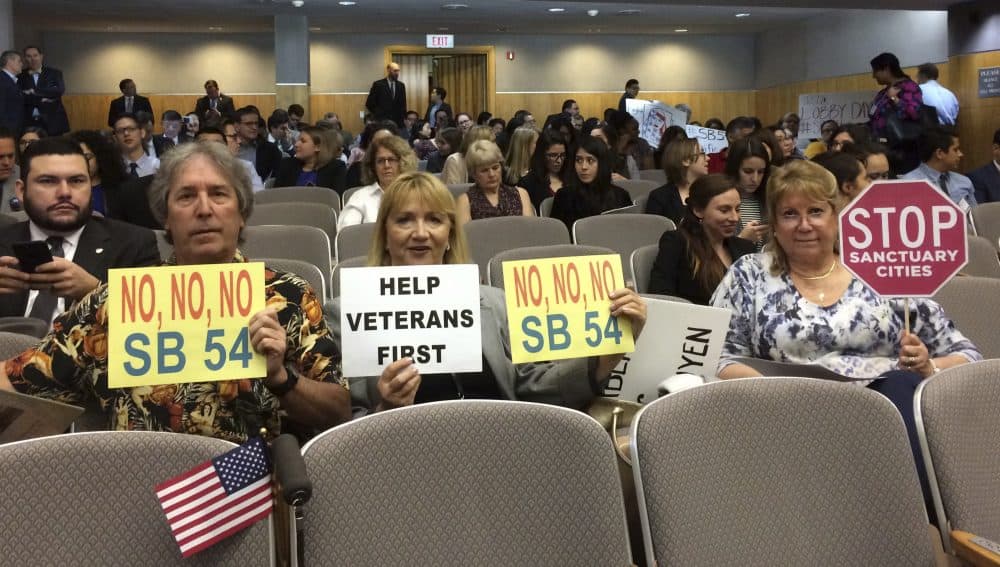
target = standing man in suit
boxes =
[17,46,69,136]
[0,51,24,135]
[366,62,406,128]
[194,79,236,125]
[0,137,159,324]
[424,86,452,129]
[969,128,1000,204]
[107,79,152,128]
[0,128,18,213]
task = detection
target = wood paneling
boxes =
[308,94,369,135]
[64,93,277,131]
[494,91,755,126]
[436,55,488,124]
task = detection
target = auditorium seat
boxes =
[615,179,659,201]
[330,255,366,298]
[447,182,473,199]
[634,193,649,212]
[254,186,342,215]
[154,229,173,261]
[0,317,49,338]
[916,359,1000,561]
[964,235,1000,278]
[573,213,675,272]
[0,431,273,566]
[487,244,615,289]
[970,202,1000,250]
[248,202,337,244]
[539,196,554,217]
[638,169,667,185]
[631,378,938,567]
[290,400,632,565]
[932,276,1000,359]
[0,330,38,359]
[464,216,571,283]
[241,225,332,288]
[334,223,376,263]
[258,257,329,300]
[341,185,364,209]
[629,244,659,294]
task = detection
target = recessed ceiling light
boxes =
[441,3,468,9]
[438,27,450,31]
[208,26,223,31]
[618,9,641,15]
[309,26,321,31]
[338,1,356,5]
[674,28,688,32]
[548,7,565,12]
[735,12,751,17]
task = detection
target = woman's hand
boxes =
[376,357,421,411]
[898,331,934,378]
[738,221,769,242]
[609,287,646,340]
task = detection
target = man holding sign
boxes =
[0,142,350,441]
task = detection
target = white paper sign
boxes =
[626,99,688,148]
[684,125,728,154]
[600,298,731,404]
[339,264,482,377]
[797,90,875,142]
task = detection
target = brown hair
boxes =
[361,134,418,185]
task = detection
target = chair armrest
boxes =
[271,433,312,506]
[952,530,1000,567]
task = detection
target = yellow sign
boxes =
[502,254,635,363]
[106,263,267,388]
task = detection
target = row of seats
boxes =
[0,362,996,565]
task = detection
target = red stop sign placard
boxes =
[839,180,967,297]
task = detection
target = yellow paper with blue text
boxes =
[502,254,634,363]
[106,263,267,388]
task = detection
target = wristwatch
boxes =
[266,368,299,396]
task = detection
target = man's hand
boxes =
[0,256,30,295]
[249,307,287,383]
[29,258,100,301]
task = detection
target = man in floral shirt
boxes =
[0,141,350,441]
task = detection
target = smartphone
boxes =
[12,241,53,273]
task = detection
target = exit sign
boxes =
[426,34,454,48]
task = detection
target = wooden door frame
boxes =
[384,45,495,114]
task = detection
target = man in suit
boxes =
[0,137,159,324]
[157,109,191,150]
[234,106,281,181]
[0,128,19,213]
[365,62,406,128]
[17,46,69,136]
[0,50,24,134]
[107,79,153,128]
[969,128,1000,204]
[424,86,453,129]
[194,79,236,125]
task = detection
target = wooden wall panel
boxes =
[436,55,487,125]
[309,94,369,135]
[64,94,277,131]
[493,91,754,126]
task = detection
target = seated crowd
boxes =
[0,50,995,531]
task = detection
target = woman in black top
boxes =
[516,129,568,210]
[648,174,755,304]
[274,126,347,194]
[646,138,709,224]
[550,136,632,231]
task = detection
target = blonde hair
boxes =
[504,127,538,184]
[765,160,841,275]
[458,125,496,155]
[662,138,701,185]
[465,140,504,174]
[361,134,418,185]
[367,171,471,266]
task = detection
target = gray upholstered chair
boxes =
[631,378,936,567]
[964,234,1000,278]
[248,202,338,244]
[254,186,341,215]
[487,244,615,289]
[638,169,667,185]
[242,225,332,284]
[341,185,365,209]
[916,359,1000,559]
[0,330,39,359]
[330,255,367,298]
[154,229,173,261]
[0,317,49,338]
[629,244,659,294]
[970,202,1000,246]
[334,222,376,263]
[293,400,632,566]
[257,257,328,300]
[0,431,273,566]
[464,216,571,283]
[615,179,659,201]
[932,276,1000,359]
[573,213,675,270]
[446,182,473,199]
[538,196,554,218]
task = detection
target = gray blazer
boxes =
[328,285,597,416]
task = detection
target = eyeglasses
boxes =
[545,152,566,161]
[114,126,139,136]
[376,157,400,166]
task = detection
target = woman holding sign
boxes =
[648,174,754,304]
[710,160,979,512]
[331,171,646,413]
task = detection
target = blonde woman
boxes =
[503,126,538,186]
[456,140,533,225]
[441,125,495,185]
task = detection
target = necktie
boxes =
[939,173,949,197]
[129,162,139,177]
[389,81,395,98]
[125,96,132,113]
[32,72,39,86]
[28,236,66,323]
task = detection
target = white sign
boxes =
[684,125,728,155]
[797,90,875,141]
[626,99,688,149]
[600,298,731,404]
[339,264,482,376]
[426,34,454,49]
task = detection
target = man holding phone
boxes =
[0,137,159,324]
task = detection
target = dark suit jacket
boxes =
[969,161,1000,204]
[194,94,236,123]
[250,140,283,181]
[424,102,453,126]
[0,216,160,317]
[0,71,24,134]
[645,182,685,224]
[17,67,69,135]
[107,94,153,127]
[648,230,756,305]
[365,78,406,127]
[107,175,161,229]
[151,135,175,158]
[274,157,348,195]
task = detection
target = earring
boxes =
[446,243,451,251]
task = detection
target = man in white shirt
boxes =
[916,63,959,126]
[114,113,159,177]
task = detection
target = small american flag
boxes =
[155,437,273,558]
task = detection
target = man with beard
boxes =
[0,137,159,324]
